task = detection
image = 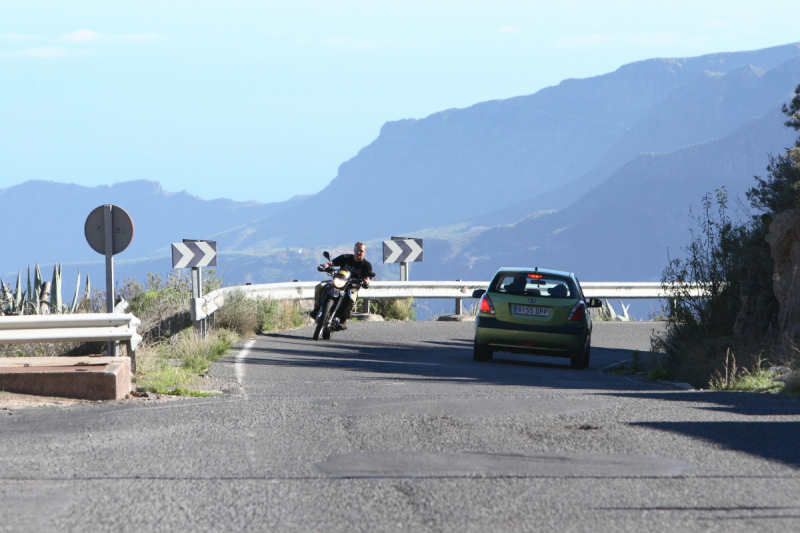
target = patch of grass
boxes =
[708,350,784,392]
[646,367,669,381]
[155,388,220,397]
[215,290,309,335]
[257,298,308,332]
[360,298,416,321]
[135,328,238,394]
[215,289,260,335]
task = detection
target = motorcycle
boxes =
[313,251,374,341]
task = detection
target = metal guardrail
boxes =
[0,313,142,371]
[190,280,705,321]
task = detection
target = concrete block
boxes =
[0,357,131,401]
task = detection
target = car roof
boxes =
[495,267,575,278]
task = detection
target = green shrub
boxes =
[135,327,237,394]
[358,297,416,320]
[214,290,309,335]
[654,85,800,387]
[214,289,260,335]
[708,350,783,392]
[257,298,307,332]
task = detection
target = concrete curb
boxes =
[0,357,131,400]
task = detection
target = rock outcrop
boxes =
[769,208,800,342]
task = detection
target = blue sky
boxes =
[1,0,799,203]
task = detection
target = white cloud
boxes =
[60,30,165,43]
[0,46,101,59]
[60,29,101,43]
[499,26,522,34]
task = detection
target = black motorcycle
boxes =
[313,251,374,341]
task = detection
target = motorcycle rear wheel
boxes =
[313,300,334,341]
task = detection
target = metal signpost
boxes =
[382,237,423,281]
[171,239,217,337]
[84,204,134,357]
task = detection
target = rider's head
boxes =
[354,242,366,261]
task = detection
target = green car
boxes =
[473,267,603,369]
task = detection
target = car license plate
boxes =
[514,305,549,317]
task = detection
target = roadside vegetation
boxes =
[1,268,311,396]
[652,85,800,391]
[357,297,416,321]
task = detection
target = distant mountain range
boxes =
[2,42,799,288]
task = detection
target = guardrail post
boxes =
[454,280,463,315]
[363,298,370,313]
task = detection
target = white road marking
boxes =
[236,339,255,400]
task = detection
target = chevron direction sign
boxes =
[383,238,423,264]
[172,240,218,268]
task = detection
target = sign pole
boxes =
[103,205,118,357]
[400,261,409,282]
[191,266,204,337]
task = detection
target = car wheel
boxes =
[571,336,590,369]
[473,341,493,362]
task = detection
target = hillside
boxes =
[0,180,303,274]
[419,105,799,283]
[220,43,800,250]
[3,42,800,290]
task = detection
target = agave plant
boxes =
[0,262,90,316]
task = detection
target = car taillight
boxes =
[567,301,586,321]
[479,295,495,314]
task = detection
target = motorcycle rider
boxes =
[311,242,373,330]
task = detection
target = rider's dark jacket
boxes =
[331,254,373,280]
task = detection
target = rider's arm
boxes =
[322,255,346,269]
[362,260,373,286]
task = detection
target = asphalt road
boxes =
[2,321,800,532]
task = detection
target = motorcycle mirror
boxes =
[323,251,331,260]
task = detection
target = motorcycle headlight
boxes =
[333,277,346,289]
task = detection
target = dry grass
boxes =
[365,298,416,321]
[708,349,784,392]
[215,290,310,335]
[134,327,238,394]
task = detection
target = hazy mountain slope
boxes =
[224,43,800,250]
[568,54,800,193]
[428,106,798,283]
[0,180,303,274]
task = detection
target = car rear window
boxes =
[491,273,579,299]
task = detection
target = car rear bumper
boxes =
[475,315,587,356]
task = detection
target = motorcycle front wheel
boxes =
[313,299,335,341]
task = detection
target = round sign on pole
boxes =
[84,205,134,255]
